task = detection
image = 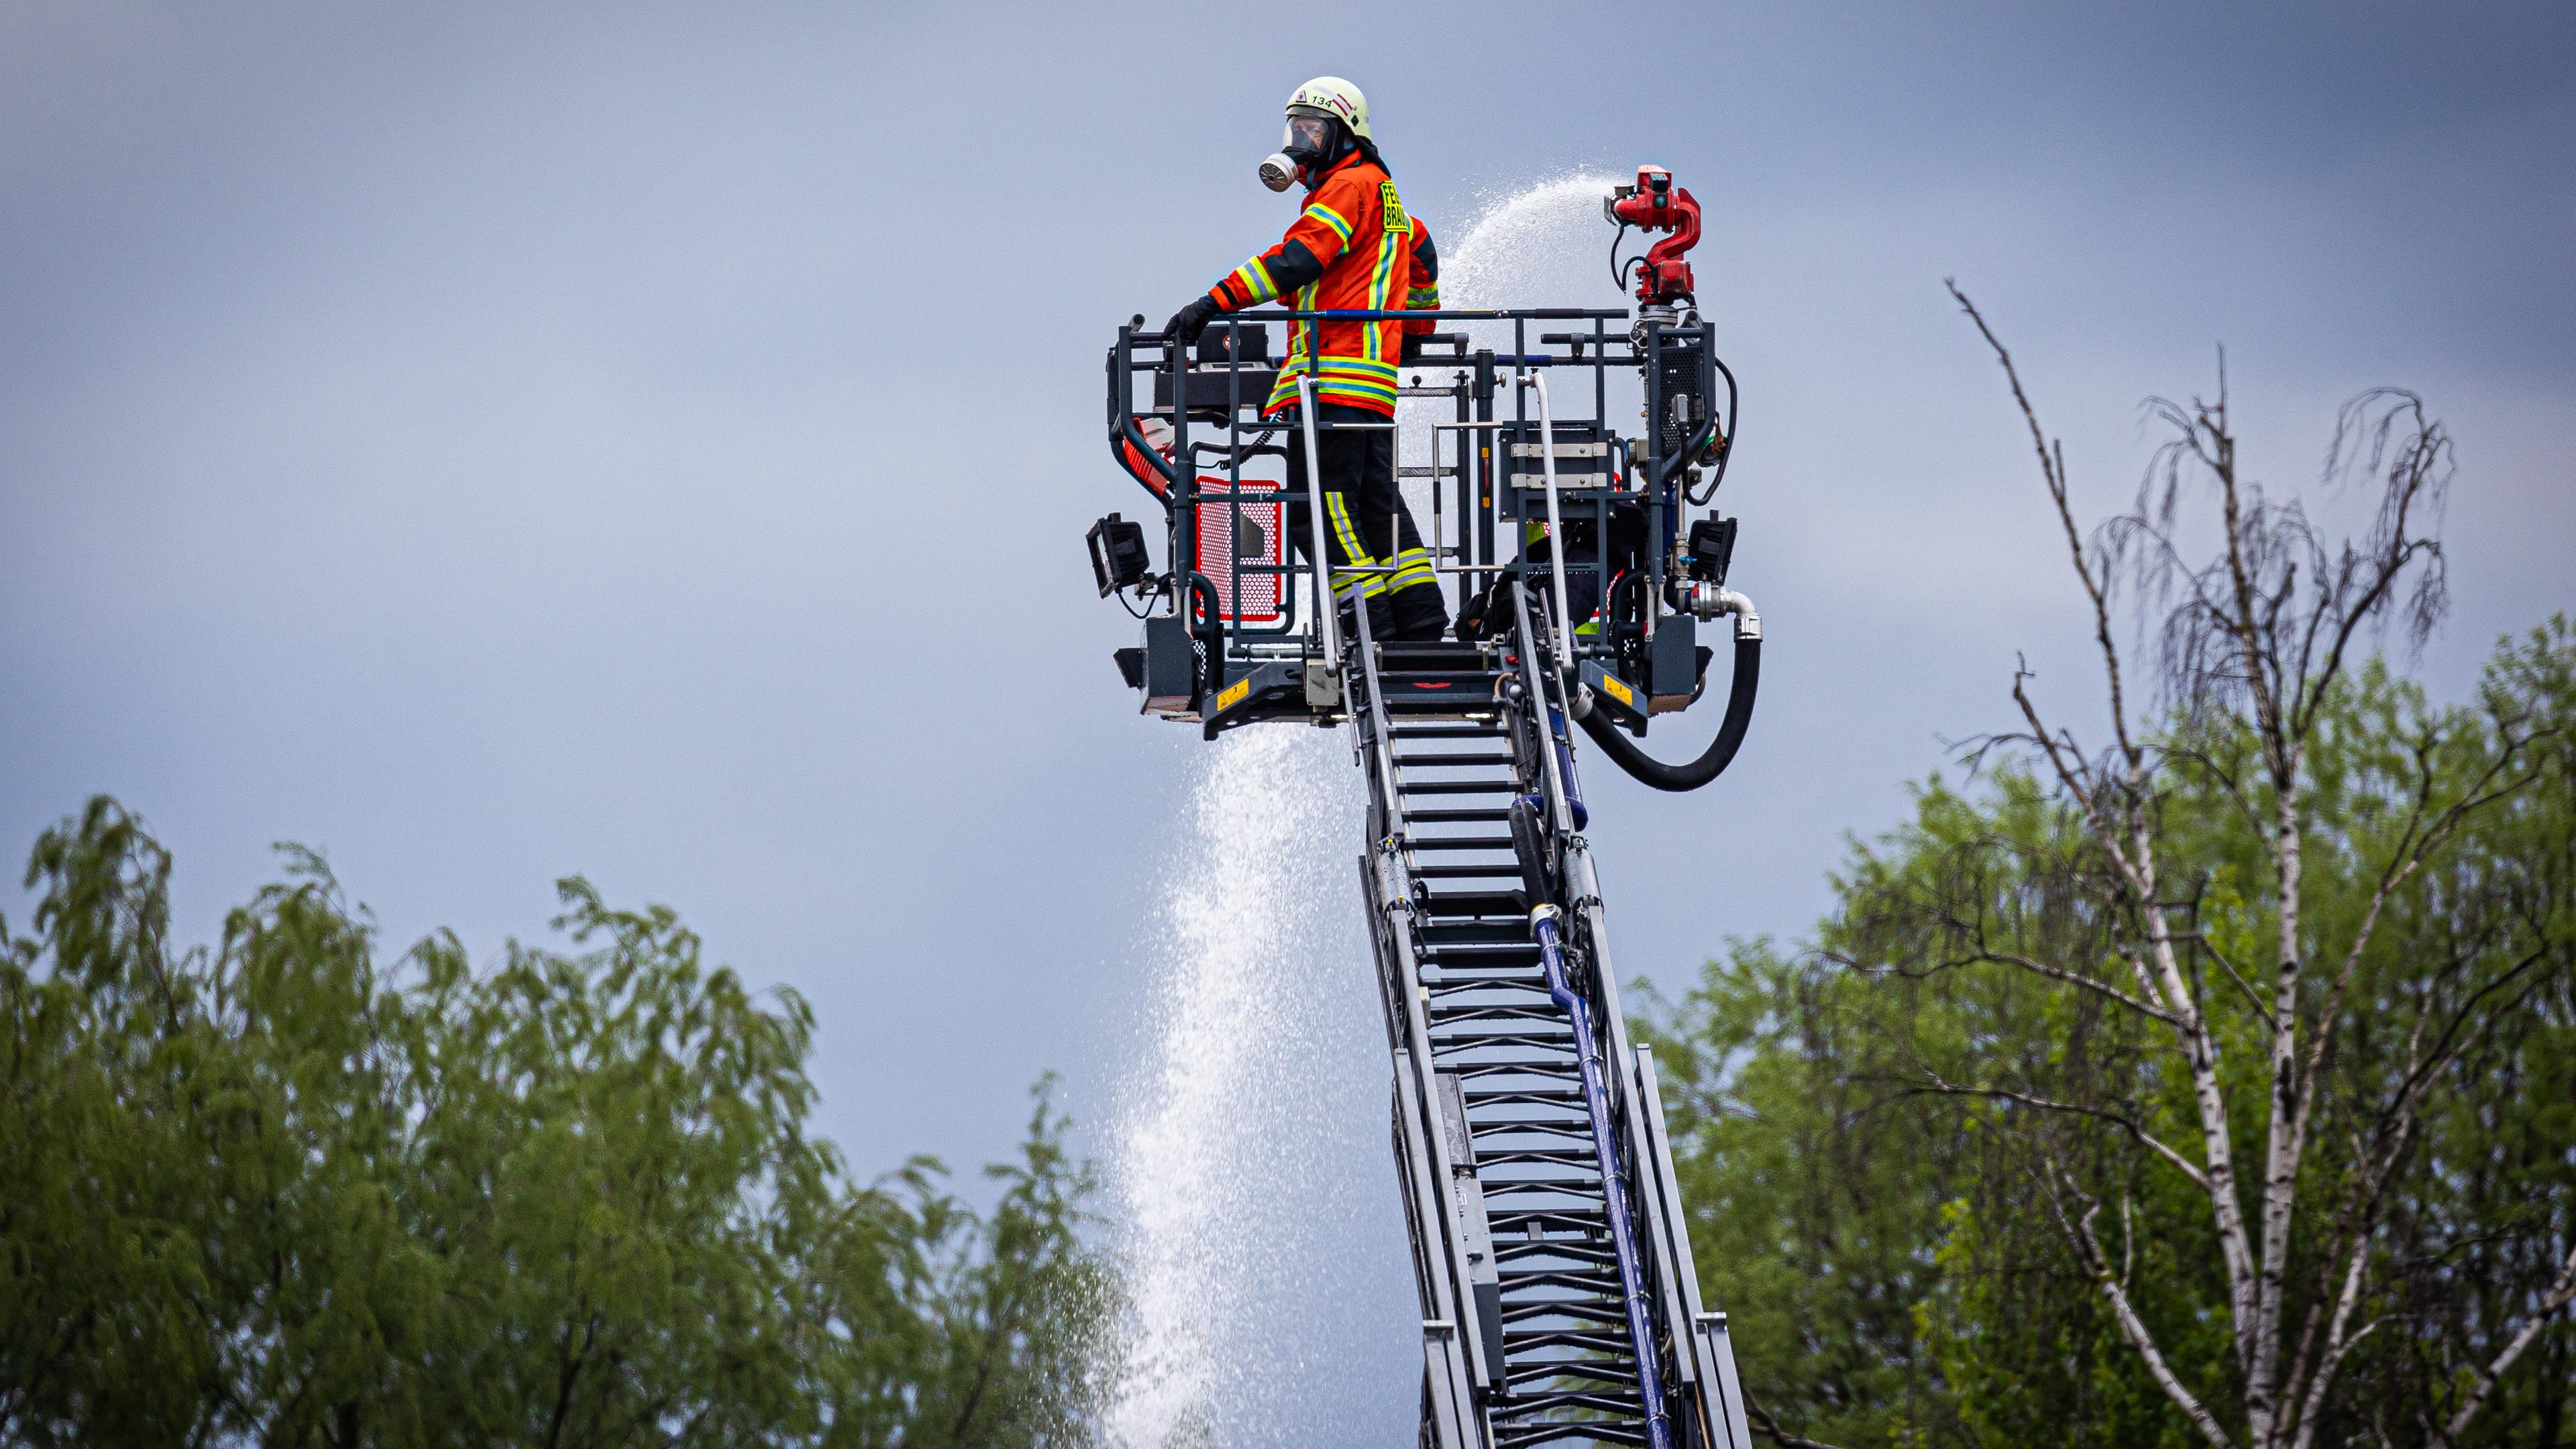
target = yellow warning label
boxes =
[1599,673,1635,707]
[1381,181,1409,233]
[1216,676,1251,712]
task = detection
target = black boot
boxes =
[1386,582,1451,643]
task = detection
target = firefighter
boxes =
[1164,76,1449,644]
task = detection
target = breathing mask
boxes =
[1258,110,1342,193]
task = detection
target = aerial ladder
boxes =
[1089,167,1760,1449]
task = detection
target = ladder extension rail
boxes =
[1529,899,1674,1449]
[1348,585,1748,1447]
[1352,600,1503,1438]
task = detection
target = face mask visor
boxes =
[1281,111,1338,167]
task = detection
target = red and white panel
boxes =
[1193,474,1286,625]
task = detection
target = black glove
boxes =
[1165,294,1220,347]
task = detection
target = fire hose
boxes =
[1578,593,1761,792]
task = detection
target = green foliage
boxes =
[0,800,1116,1448]
[1644,620,2576,1446]
[1635,941,1970,1446]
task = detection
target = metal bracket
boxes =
[1305,655,1344,706]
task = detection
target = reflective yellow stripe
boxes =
[1230,257,1280,305]
[1304,203,1352,244]
[1322,492,1397,598]
[1283,288,1321,367]
[1388,547,1438,592]
[1364,228,1401,360]
[1324,490,1375,566]
[1266,355,1403,412]
[1268,355,1399,383]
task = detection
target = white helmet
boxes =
[1284,76,1371,142]
[1261,76,1372,191]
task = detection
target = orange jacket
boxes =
[1203,152,1439,417]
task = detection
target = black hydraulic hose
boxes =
[1658,353,1738,502]
[1686,356,1740,506]
[1578,634,1761,792]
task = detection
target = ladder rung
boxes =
[1463,1112,1597,1130]
[1483,1144,1597,1165]
[1494,1330,1627,1350]
[1417,887,1527,911]
[1477,1112,1599,1129]
[1457,1079,1585,1095]
[1487,1212,1609,1233]
[1431,1000,1561,1022]
[1440,1051,1582,1068]
[1428,987,1548,1006]
[1431,1017,1573,1037]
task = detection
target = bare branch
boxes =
[2044,1162,2237,1448]
[1744,1393,1850,1449]
[2290,1315,2394,1449]
[2288,1116,2412,1449]
[2008,658,2102,818]
[2298,720,2544,1122]
[1905,1076,2210,1192]
[1948,944,2183,1026]
[2441,1237,2576,1442]
[2302,390,2453,731]
[1952,281,2140,768]
[2185,932,2274,1024]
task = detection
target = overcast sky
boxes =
[7,0,2571,1206]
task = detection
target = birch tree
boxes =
[1888,286,2576,1448]
[1645,608,2573,1446]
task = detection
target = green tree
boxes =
[1645,301,2575,1447]
[1652,623,2574,1448]
[0,799,1117,1448]
[1635,938,1976,1447]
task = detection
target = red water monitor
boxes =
[1605,164,1701,307]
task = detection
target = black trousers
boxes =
[1280,400,1450,643]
